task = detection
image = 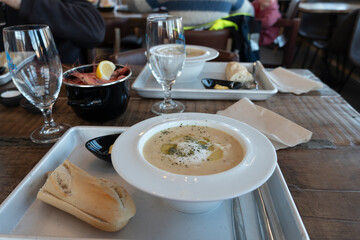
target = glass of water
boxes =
[146,15,186,115]
[3,25,70,143]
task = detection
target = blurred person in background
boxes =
[127,0,254,27]
[0,0,105,64]
[251,0,281,46]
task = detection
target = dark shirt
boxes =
[1,0,105,64]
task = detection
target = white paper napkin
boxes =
[267,67,323,95]
[217,98,312,150]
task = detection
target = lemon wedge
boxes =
[108,144,113,154]
[96,60,116,80]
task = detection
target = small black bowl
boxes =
[0,88,24,107]
[63,64,132,122]
[85,133,121,162]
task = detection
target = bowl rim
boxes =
[185,45,219,63]
[62,63,132,88]
[0,88,22,99]
[111,113,277,202]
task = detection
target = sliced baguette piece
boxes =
[225,62,254,83]
[37,159,136,232]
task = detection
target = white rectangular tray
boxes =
[132,62,278,100]
[0,126,308,239]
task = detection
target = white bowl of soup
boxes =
[177,45,219,83]
[111,113,277,213]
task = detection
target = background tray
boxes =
[132,62,278,101]
[0,126,308,239]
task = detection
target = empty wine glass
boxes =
[146,15,186,115]
[3,25,70,143]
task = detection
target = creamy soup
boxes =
[186,48,206,57]
[142,125,244,175]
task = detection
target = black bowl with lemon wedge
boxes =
[63,61,132,122]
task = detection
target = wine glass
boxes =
[146,15,186,115]
[3,25,70,143]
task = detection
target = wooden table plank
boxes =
[302,214,360,240]
[0,145,50,203]
[278,147,360,191]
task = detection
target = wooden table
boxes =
[0,65,360,239]
[299,2,360,39]
[299,2,360,14]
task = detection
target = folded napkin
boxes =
[268,67,323,95]
[217,98,312,150]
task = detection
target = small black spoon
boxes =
[85,133,121,162]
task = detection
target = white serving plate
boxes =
[0,126,308,239]
[132,62,278,100]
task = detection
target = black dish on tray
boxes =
[85,133,121,162]
[63,64,132,122]
[201,78,258,90]
[0,88,24,107]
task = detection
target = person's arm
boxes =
[17,0,105,48]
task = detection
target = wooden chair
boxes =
[273,20,301,68]
[295,0,332,68]
[110,48,239,66]
[317,10,360,92]
[184,29,232,51]
[342,13,360,93]
[262,0,301,68]
[98,19,128,53]
[96,18,142,60]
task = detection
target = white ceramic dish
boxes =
[0,72,11,86]
[112,113,277,213]
[185,45,219,62]
[132,62,278,100]
[177,45,219,83]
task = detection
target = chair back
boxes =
[298,0,332,41]
[285,0,301,19]
[184,29,232,50]
[97,18,135,53]
[326,10,360,55]
[266,17,300,68]
[110,48,239,66]
[349,11,360,66]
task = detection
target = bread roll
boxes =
[37,159,136,232]
[225,62,254,83]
